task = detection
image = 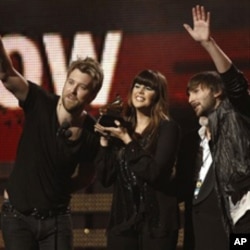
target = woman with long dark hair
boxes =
[95,69,181,250]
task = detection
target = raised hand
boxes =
[183,5,210,42]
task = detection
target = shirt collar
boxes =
[198,116,209,140]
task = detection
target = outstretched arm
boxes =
[0,36,28,101]
[184,5,250,117]
[183,5,232,73]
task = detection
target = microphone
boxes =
[57,121,72,138]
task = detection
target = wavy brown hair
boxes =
[187,71,225,100]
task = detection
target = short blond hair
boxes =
[67,57,104,96]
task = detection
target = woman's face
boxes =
[131,83,156,110]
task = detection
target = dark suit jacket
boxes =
[176,129,228,250]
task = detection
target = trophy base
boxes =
[98,115,125,127]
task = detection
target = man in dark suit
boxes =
[177,5,250,250]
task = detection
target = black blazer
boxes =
[176,129,228,250]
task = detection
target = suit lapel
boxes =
[193,165,215,205]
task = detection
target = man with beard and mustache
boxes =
[0,35,103,250]
[177,5,250,250]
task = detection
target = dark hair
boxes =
[187,71,225,99]
[126,69,170,145]
[67,57,104,97]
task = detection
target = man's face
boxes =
[61,69,94,114]
[188,84,219,117]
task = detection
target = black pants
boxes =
[192,190,228,250]
[1,201,73,250]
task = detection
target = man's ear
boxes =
[214,89,223,99]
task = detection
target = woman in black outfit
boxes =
[95,69,181,250]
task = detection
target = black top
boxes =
[96,119,181,237]
[7,82,99,212]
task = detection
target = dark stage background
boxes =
[0,0,249,249]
